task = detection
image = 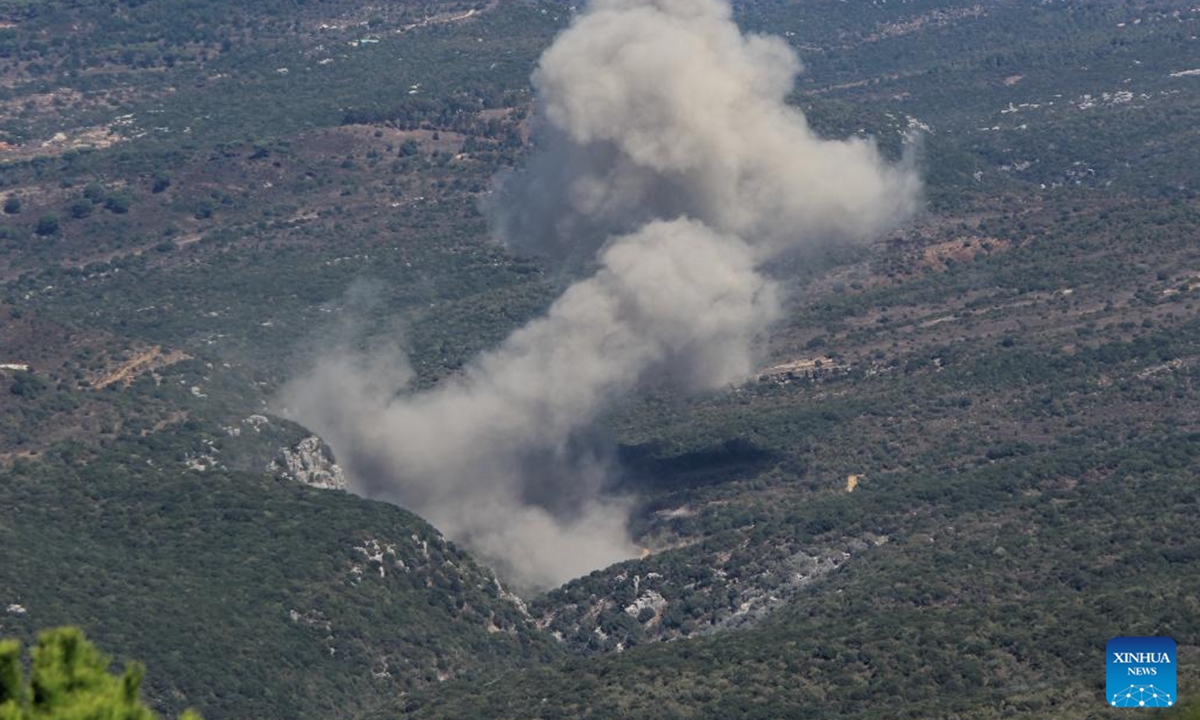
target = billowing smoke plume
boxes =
[283,0,919,590]
[496,0,919,263]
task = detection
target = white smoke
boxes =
[282,0,919,590]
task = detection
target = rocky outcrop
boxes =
[269,436,347,490]
[532,533,887,653]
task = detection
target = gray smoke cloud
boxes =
[282,0,919,590]
[495,0,919,263]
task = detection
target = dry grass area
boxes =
[91,346,191,389]
[916,235,1011,272]
[0,126,125,162]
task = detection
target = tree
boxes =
[9,371,47,398]
[3,196,19,215]
[0,627,200,720]
[69,201,93,219]
[104,194,131,214]
[34,215,60,237]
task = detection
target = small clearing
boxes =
[92,346,190,389]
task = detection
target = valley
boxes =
[0,0,1197,718]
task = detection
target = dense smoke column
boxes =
[284,0,919,590]
[286,220,778,588]
[494,0,919,262]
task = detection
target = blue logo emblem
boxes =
[1107,637,1177,708]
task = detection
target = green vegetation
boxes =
[400,430,1200,719]
[0,434,558,720]
[1171,700,1200,720]
[0,0,1196,719]
[33,215,58,236]
[0,627,198,720]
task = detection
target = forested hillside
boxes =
[1,0,1197,718]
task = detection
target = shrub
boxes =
[69,201,93,219]
[82,184,105,204]
[34,215,60,237]
[104,194,132,214]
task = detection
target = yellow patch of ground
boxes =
[918,236,1010,272]
[0,126,123,162]
[92,347,190,389]
[758,357,846,382]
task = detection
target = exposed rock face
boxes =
[532,533,888,653]
[269,436,347,490]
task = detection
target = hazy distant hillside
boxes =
[0,0,1197,718]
